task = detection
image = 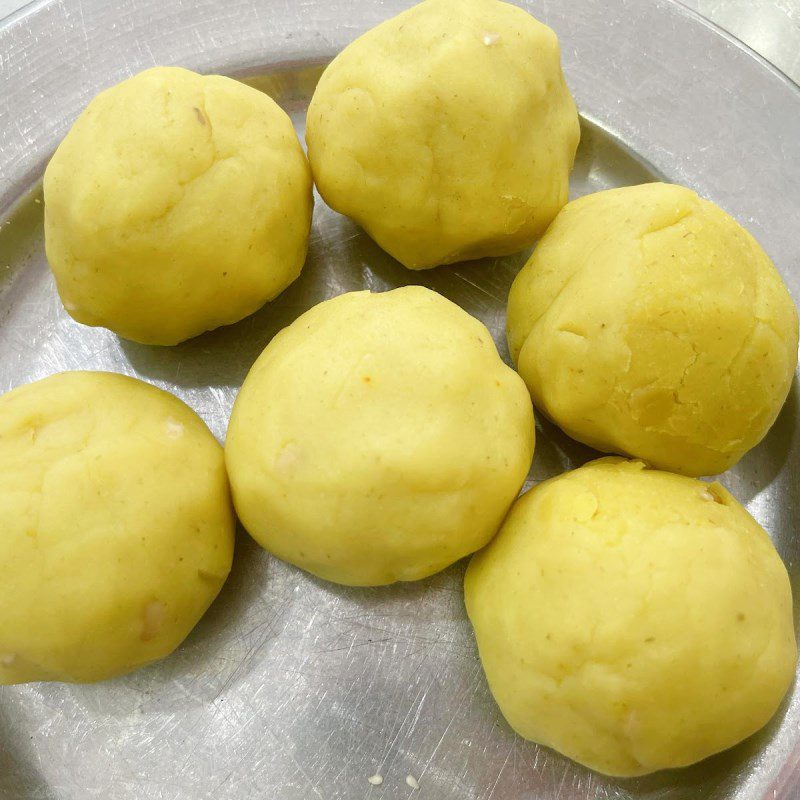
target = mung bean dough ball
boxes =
[507,183,799,476]
[225,286,534,586]
[465,457,797,777]
[305,0,580,270]
[0,371,235,684]
[44,66,313,345]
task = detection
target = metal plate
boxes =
[1,1,799,798]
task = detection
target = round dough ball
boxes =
[44,66,313,346]
[225,286,534,586]
[507,183,798,476]
[306,0,579,270]
[0,372,235,684]
[465,457,797,777]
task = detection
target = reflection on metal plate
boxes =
[0,1,798,799]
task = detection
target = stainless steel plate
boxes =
[1,1,799,798]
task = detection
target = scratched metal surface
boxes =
[682,0,800,83]
[0,1,799,798]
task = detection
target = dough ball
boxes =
[0,372,235,684]
[306,0,579,270]
[465,457,796,777]
[44,66,313,345]
[225,286,534,586]
[507,183,798,476]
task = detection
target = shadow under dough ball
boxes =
[465,457,797,777]
[0,371,235,684]
[507,182,799,476]
[305,0,580,270]
[44,66,313,346]
[225,286,535,586]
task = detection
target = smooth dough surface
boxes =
[306,0,579,270]
[0,372,235,684]
[225,286,534,586]
[507,182,799,476]
[465,457,797,777]
[44,66,313,345]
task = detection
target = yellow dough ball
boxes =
[306,0,579,270]
[225,286,534,586]
[0,372,235,684]
[465,457,797,777]
[507,183,798,476]
[44,66,313,345]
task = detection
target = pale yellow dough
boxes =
[465,457,797,777]
[507,183,799,476]
[225,286,534,586]
[306,0,579,270]
[44,66,313,345]
[0,372,235,684]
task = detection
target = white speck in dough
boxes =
[276,442,300,470]
[165,418,184,439]
[141,600,166,642]
[406,775,419,789]
[624,709,639,737]
[700,490,714,501]
[1,654,16,666]
[482,31,500,45]
[367,774,383,785]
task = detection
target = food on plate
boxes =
[44,66,312,345]
[225,286,534,585]
[306,0,579,269]
[507,182,798,476]
[465,457,797,776]
[0,371,235,684]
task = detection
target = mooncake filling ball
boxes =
[306,0,579,269]
[0,371,235,684]
[465,457,797,776]
[44,66,313,345]
[225,286,534,585]
[507,182,798,476]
